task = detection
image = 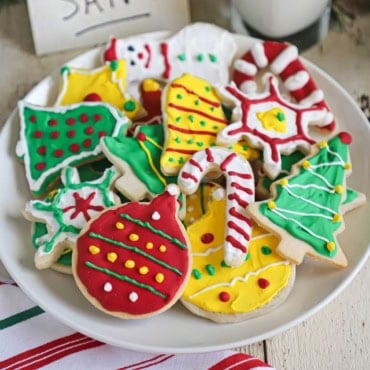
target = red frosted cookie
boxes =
[73,185,191,318]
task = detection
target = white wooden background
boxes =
[0,1,369,369]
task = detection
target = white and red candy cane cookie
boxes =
[73,185,191,319]
[178,147,254,267]
[233,40,335,130]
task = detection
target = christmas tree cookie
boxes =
[247,132,360,268]
[182,189,295,323]
[216,74,331,179]
[55,60,140,120]
[160,73,259,175]
[16,101,129,196]
[23,167,120,270]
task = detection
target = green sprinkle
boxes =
[197,54,204,62]
[277,112,285,121]
[194,99,200,106]
[177,53,186,61]
[176,93,183,100]
[245,253,250,261]
[168,157,174,162]
[175,137,181,144]
[187,139,194,144]
[206,264,216,276]
[110,60,119,71]
[242,145,248,151]
[178,157,185,164]
[209,54,218,63]
[60,65,70,75]
[261,246,272,255]
[192,269,202,279]
[200,120,207,127]
[210,106,215,112]
[175,116,182,122]
[212,125,219,130]
[196,141,204,147]
[221,260,231,268]
[188,115,194,123]
[123,100,136,112]
[205,86,211,93]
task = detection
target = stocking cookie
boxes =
[216,74,330,179]
[247,132,360,268]
[16,101,129,196]
[178,147,255,267]
[182,190,295,323]
[23,167,120,270]
[55,60,140,119]
[73,185,191,319]
[233,40,334,129]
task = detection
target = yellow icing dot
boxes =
[332,213,342,222]
[267,201,277,210]
[139,266,149,275]
[319,141,328,148]
[142,79,160,92]
[326,241,336,252]
[344,162,352,170]
[115,221,124,230]
[279,178,288,187]
[256,107,287,133]
[146,242,154,249]
[124,259,135,268]
[159,245,167,253]
[302,160,311,169]
[88,245,100,255]
[107,252,118,263]
[155,273,165,283]
[129,233,139,241]
[334,184,344,194]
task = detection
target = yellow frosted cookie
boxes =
[181,190,295,323]
[55,60,140,120]
[160,73,259,175]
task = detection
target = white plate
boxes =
[1,33,370,354]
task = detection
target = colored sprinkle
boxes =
[80,113,88,122]
[60,65,70,75]
[258,278,270,289]
[115,221,124,230]
[201,233,214,244]
[110,60,119,71]
[151,211,161,220]
[48,119,57,126]
[123,100,137,112]
[94,114,102,121]
[54,149,64,157]
[261,246,272,255]
[124,259,135,268]
[197,54,204,62]
[145,242,154,249]
[155,273,165,283]
[83,92,102,102]
[221,260,231,268]
[208,54,217,62]
[196,141,204,147]
[139,266,149,275]
[188,115,194,123]
[88,245,100,255]
[50,131,59,139]
[192,269,202,279]
[159,245,167,253]
[29,115,37,123]
[107,252,118,263]
[35,162,46,171]
[205,86,211,92]
[83,139,92,148]
[245,253,250,261]
[326,241,336,252]
[129,233,139,241]
[178,157,185,164]
[127,45,135,51]
[175,116,182,122]
[67,117,75,125]
[194,99,200,106]
[69,143,80,152]
[200,120,206,126]
[175,137,181,144]
[103,282,112,292]
[85,126,94,135]
[219,291,230,302]
[129,291,139,302]
[187,139,194,144]
[34,131,43,138]
[206,264,216,276]
[67,130,75,138]
[176,93,183,100]
[37,146,46,155]
[276,112,285,121]
[177,53,186,61]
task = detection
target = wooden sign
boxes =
[27,0,190,55]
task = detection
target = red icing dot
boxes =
[83,138,92,148]
[219,291,230,302]
[258,278,270,289]
[85,126,94,135]
[201,233,214,244]
[80,114,89,122]
[30,115,37,123]
[54,149,64,157]
[98,131,107,137]
[37,146,46,155]
[67,118,75,125]
[67,130,76,138]
[338,132,352,145]
[137,52,144,59]
[94,114,102,121]
[137,132,146,141]
[69,143,80,152]
[50,131,59,139]
[35,162,46,171]
[48,119,57,126]
[83,93,102,102]
[33,131,43,138]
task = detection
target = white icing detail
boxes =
[129,291,139,302]
[151,211,161,220]
[212,188,226,200]
[298,89,324,106]
[322,112,334,125]
[270,44,298,74]
[275,208,333,220]
[166,183,179,196]
[284,71,310,91]
[104,282,112,292]
[189,261,290,299]
[188,217,195,224]
[240,80,258,94]
[234,59,257,76]
[251,42,268,68]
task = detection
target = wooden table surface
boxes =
[1,1,369,369]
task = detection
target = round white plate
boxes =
[0,33,370,354]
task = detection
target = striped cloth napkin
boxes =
[0,263,274,370]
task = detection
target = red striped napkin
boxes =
[0,266,274,370]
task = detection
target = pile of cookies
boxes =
[18,23,366,323]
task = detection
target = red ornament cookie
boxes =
[73,185,191,318]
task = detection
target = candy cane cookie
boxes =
[178,147,254,267]
[233,40,334,130]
